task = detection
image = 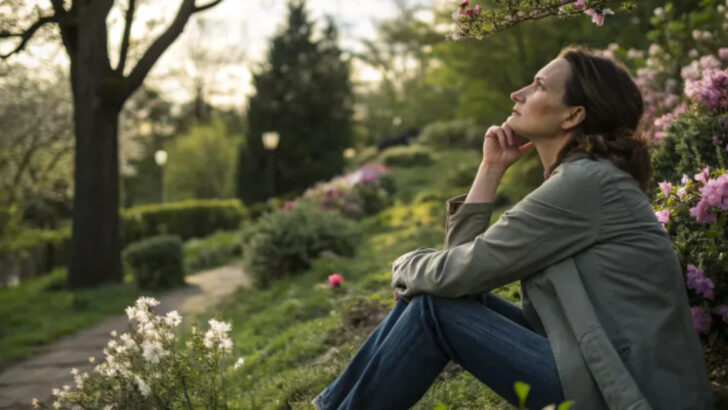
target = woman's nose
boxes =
[510,90,523,104]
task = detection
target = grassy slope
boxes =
[214,148,527,409]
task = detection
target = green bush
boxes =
[123,235,185,290]
[183,231,242,273]
[378,145,434,167]
[651,107,728,188]
[121,199,247,245]
[242,201,361,287]
[0,227,71,286]
[419,119,483,150]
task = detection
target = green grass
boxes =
[206,148,528,409]
[0,268,142,370]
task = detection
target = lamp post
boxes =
[261,131,280,198]
[154,149,168,203]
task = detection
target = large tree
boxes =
[0,0,224,288]
[237,0,353,203]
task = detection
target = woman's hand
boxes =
[482,122,534,170]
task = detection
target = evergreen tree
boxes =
[237,0,353,203]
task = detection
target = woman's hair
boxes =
[547,45,652,193]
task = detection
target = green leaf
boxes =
[557,400,574,410]
[432,403,447,410]
[514,381,530,408]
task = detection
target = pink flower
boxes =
[459,0,469,7]
[328,273,343,288]
[573,0,586,9]
[681,174,690,184]
[659,181,672,197]
[677,186,687,200]
[691,306,712,335]
[654,209,670,225]
[283,201,296,211]
[713,305,728,324]
[720,48,728,60]
[583,8,613,26]
[465,8,474,16]
[694,167,710,184]
[474,5,481,13]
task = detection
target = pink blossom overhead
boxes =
[328,273,343,288]
[583,8,613,26]
[659,181,672,197]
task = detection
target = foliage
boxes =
[651,168,728,341]
[419,118,483,150]
[123,235,185,291]
[241,201,361,287]
[0,227,71,287]
[34,297,243,409]
[121,199,247,245]
[378,144,435,167]
[183,231,242,274]
[165,118,239,201]
[237,0,353,203]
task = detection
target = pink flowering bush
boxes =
[652,169,728,340]
[291,163,395,219]
[32,297,243,409]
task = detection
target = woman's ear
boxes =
[561,106,586,131]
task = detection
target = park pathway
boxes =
[0,263,250,409]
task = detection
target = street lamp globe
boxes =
[154,150,168,166]
[262,131,280,150]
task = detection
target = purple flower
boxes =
[691,306,712,335]
[686,264,715,299]
[465,8,474,16]
[659,181,672,197]
[713,305,728,324]
[459,0,469,7]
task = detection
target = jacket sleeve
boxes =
[443,194,496,249]
[392,161,602,299]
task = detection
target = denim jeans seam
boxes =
[421,295,457,361]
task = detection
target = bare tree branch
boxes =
[0,15,60,59]
[194,0,225,13]
[122,0,224,102]
[117,0,137,74]
[49,0,67,15]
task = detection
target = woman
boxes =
[311,46,714,410]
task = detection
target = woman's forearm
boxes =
[464,162,505,203]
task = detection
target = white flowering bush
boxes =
[32,297,243,409]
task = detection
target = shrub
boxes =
[378,145,434,167]
[242,201,361,287]
[123,235,185,290]
[419,119,483,150]
[0,227,71,286]
[183,231,242,273]
[650,106,728,188]
[121,199,247,245]
[651,168,728,341]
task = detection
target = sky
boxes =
[4,0,437,110]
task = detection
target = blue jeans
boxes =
[312,293,564,410]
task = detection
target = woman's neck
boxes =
[534,133,572,179]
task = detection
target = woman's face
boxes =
[507,58,579,140]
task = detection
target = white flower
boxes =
[103,406,114,410]
[110,330,117,337]
[142,341,166,364]
[89,356,95,363]
[31,398,39,408]
[234,357,245,370]
[135,376,152,397]
[203,320,233,352]
[53,401,61,409]
[52,388,60,396]
[165,310,182,327]
[136,296,160,309]
[70,368,78,376]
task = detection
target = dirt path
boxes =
[0,263,250,409]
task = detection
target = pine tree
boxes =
[237,0,353,203]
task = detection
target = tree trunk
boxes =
[66,5,123,288]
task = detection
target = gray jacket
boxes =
[391,151,714,409]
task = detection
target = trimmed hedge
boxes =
[123,235,185,290]
[121,199,247,245]
[184,231,242,273]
